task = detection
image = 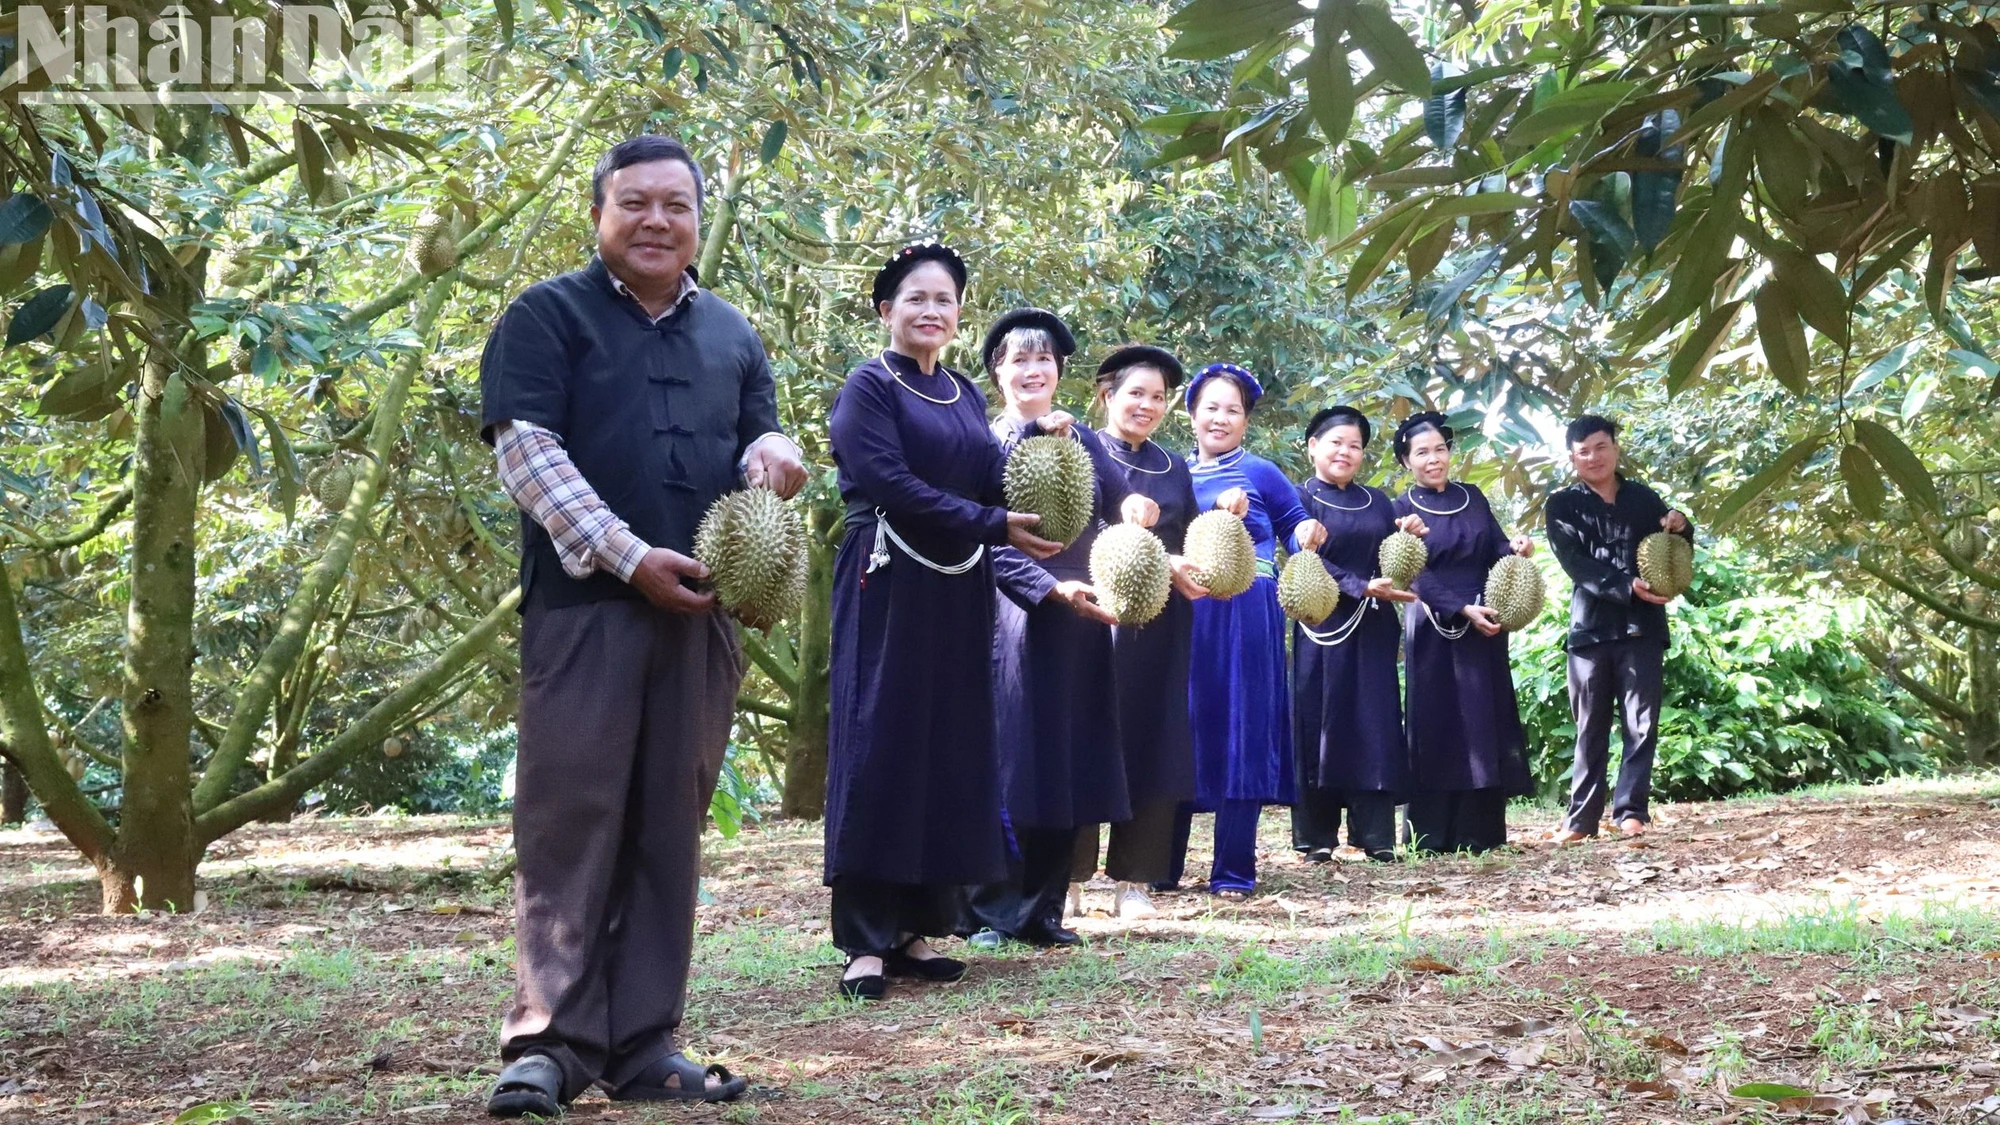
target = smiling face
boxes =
[879,261,962,358]
[590,158,699,290]
[1310,423,1367,487]
[1569,429,1620,489]
[1191,377,1249,456]
[1102,366,1169,443]
[1404,426,1453,490]
[993,330,1061,417]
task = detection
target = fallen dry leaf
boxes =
[1402,956,1459,975]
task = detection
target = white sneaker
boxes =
[1115,881,1157,920]
[1065,882,1084,919]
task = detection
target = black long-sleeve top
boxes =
[1544,476,1694,649]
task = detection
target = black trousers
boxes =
[1404,790,1507,854]
[961,826,1072,938]
[1291,786,1341,853]
[1072,798,1180,884]
[502,603,741,1100]
[1562,638,1666,834]
[830,878,964,957]
[1293,790,1397,858]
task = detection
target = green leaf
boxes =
[36,363,109,417]
[1825,62,1914,144]
[1426,64,1467,150]
[1348,2,1431,95]
[6,283,72,347]
[1847,341,1916,396]
[175,1103,252,1125]
[1754,282,1811,394]
[1768,245,1849,347]
[1729,1083,1816,1102]
[293,118,334,205]
[1839,443,1884,519]
[1666,299,1746,396]
[0,195,53,245]
[1569,200,1636,259]
[1307,40,1356,147]
[1669,71,1779,145]
[1165,0,1309,60]
[1853,417,1940,513]
[1630,110,1683,252]
[1712,434,1824,528]
[1426,246,1500,320]
[1752,110,1810,215]
[1345,206,1423,299]
[244,403,301,523]
[1509,82,1638,147]
[1329,181,1359,243]
[661,47,683,81]
[759,120,788,164]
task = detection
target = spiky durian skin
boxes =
[1636,532,1694,600]
[407,210,459,277]
[694,488,808,629]
[1278,550,1339,625]
[1090,523,1172,627]
[1183,510,1257,599]
[1003,435,1096,547]
[1483,554,1546,632]
[1378,530,1428,591]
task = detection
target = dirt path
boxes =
[3,777,1998,1124]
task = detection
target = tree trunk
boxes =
[2,758,25,825]
[107,354,205,913]
[780,504,838,820]
[1969,634,1998,769]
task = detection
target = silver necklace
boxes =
[882,350,960,406]
[1404,483,1470,516]
[1107,437,1172,475]
[1311,481,1373,512]
[1190,446,1245,474]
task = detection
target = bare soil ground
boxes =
[4,776,1999,1125]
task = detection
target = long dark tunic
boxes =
[1392,482,1532,797]
[1100,436,1199,808]
[1292,478,1407,796]
[1187,448,1311,807]
[990,420,1131,831]
[825,351,1013,886]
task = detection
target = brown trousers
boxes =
[501,600,743,1099]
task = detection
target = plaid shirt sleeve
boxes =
[493,421,651,582]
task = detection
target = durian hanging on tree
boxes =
[1636,532,1695,600]
[694,487,810,630]
[1003,434,1096,547]
[1089,523,1172,627]
[1483,554,1546,632]
[1183,510,1257,598]
[1277,551,1339,625]
[407,209,459,277]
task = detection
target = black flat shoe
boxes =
[885,938,967,982]
[488,1054,565,1118]
[1019,921,1082,948]
[1306,847,1334,864]
[608,1052,747,1103]
[839,958,887,1001]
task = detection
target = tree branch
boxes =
[0,485,134,551]
[736,695,794,724]
[0,563,113,862]
[1855,558,2000,633]
[1855,638,1973,723]
[735,624,799,696]
[195,588,522,843]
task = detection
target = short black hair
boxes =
[591,135,704,212]
[1566,414,1620,448]
[1307,405,1371,446]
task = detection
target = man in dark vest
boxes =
[1544,415,1691,844]
[479,134,805,1115]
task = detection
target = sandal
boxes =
[885,936,967,982]
[838,956,886,1001]
[609,1051,747,1104]
[487,1054,565,1118]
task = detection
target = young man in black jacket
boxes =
[1544,416,1693,842]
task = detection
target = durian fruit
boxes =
[1483,555,1546,632]
[1089,523,1172,627]
[694,487,809,630]
[1277,550,1339,625]
[406,209,459,277]
[227,336,255,374]
[1636,532,1694,600]
[1003,435,1096,547]
[382,736,405,759]
[1183,510,1257,599]
[1378,530,1428,591]
[309,459,358,511]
